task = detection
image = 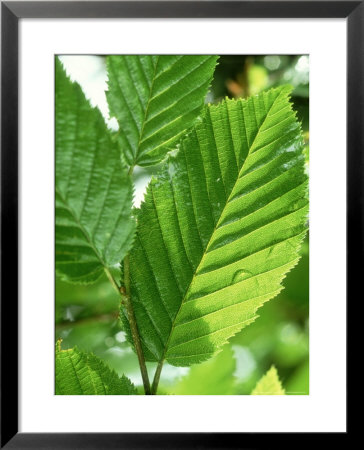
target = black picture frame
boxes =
[1,1,357,447]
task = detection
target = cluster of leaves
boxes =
[56,54,308,395]
[56,341,283,396]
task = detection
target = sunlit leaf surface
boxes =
[121,86,308,367]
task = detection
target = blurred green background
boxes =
[56,55,309,395]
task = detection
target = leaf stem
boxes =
[151,359,164,395]
[105,163,152,394]
[104,267,122,298]
[107,163,155,395]
[124,255,152,395]
[105,265,151,395]
[128,165,135,177]
[123,163,152,394]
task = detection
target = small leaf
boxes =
[56,57,135,283]
[121,86,308,366]
[251,365,285,395]
[55,343,137,395]
[106,55,218,166]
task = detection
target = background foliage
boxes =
[56,55,309,395]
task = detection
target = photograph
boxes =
[55,54,309,396]
[0,0,356,445]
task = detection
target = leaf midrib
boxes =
[134,56,160,165]
[113,56,214,165]
[66,350,84,394]
[154,92,284,364]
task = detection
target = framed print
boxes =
[1,1,358,447]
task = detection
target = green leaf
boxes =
[106,55,219,167]
[122,86,308,367]
[56,57,136,283]
[168,345,236,395]
[251,365,285,395]
[55,343,137,395]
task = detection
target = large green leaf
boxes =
[56,58,135,283]
[106,55,218,167]
[55,343,137,395]
[122,86,308,367]
[251,366,285,395]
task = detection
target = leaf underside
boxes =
[251,365,285,395]
[121,86,308,367]
[106,55,219,167]
[55,58,135,283]
[55,345,137,395]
